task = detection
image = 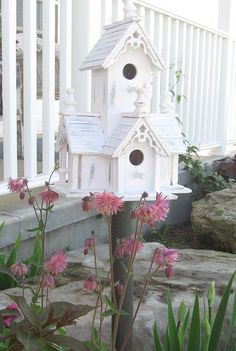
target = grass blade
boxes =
[208,272,236,351]
[187,293,201,351]
[153,322,163,351]
[168,292,180,351]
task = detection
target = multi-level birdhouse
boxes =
[56,1,190,200]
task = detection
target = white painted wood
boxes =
[2,0,17,179]
[182,25,193,137]
[207,34,217,145]
[176,21,186,121]
[23,0,37,178]
[169,19,179,101]
[188,27,200,142]
[171,155,178,186]
[201,32,212,145]
[152,13,163,113]
[212,36,223,142]
[102,0,113,27]
[160,16,171,93]
[154,154,161,191]
[59,0,72,111]
[195,30,206,145]
[70,155,79,191]
[42,0,55,174]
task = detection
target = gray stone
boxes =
[191,185,236,253]
[0,243,235,351]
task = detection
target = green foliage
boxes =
[0,227,21,290]
[179,144,232,198]
[0,296,94,351]
[153,272,236,351]
[24,232,42,278]
[144,225,170,247]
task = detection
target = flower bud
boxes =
[116,284,124,296]
[19,191,25,200]
[28,197,35,205]
[165,265,173,279]
[84,248,89,255]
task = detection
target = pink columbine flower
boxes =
[44,251,68,276]
[122,235,144,256]
[133,203,161,226]
[39,188,59,205]
[10,262,28,277]
[165,266,174,279]
[94,191,123,216]
[154,248,178,268]
[42,274,56,288]
[2,303,20,327]
[155,193,170,221]
[82,195,94,212]
[8,178,25,193]
[83,277,97,291]
[115,235,144,257]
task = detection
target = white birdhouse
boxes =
[55,1,190,200]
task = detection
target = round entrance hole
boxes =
[129,149,144,166]
[123,63,137,80]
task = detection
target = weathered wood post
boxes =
[112,201,137,351]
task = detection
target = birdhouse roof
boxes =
[80,18,165,71]
[102,115,186,157]
[63,114,104,154]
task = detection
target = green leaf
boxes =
[27,227,41,233]
[178,301,187,322]
[208,272,236,351]
[17,326,46,351]
[118,309,129,316]
[167,293,180,351]
[0,222,5,234]
[230,289,236,330]
[178,309,190,347]
[8,295,41,330]
[0,264,17,282]
[25,233,42,278]
[101,309,115,317]
[6,234,21,267]
[103,296,115,311]
[164,326,170,351]
[40,302,94,326]
[46,335,89,351]
[153,322,163,351]
[187,293,201,351]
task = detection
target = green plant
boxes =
[153,272,236,351]
[0,296,93,351]
[0,222,21,290]
[144,225,170,247]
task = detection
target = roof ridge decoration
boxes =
[112,118,170,158]
[80,20,165,71]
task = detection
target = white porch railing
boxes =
[0,0,236,194]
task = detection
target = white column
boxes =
[42,0,55,174]
[59,0,72,110]
[23,0,37,178]
[71,0,102,111]
[217,0,236,154]
[2,0,17,179]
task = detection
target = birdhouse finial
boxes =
[63,88,78,114]
[123,0,137,19]
[128,85,149,114]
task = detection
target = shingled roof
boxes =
[80,18,165,71]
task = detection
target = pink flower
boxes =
[10,262,28,276]
[115,235,144,257]
[42,274,56,288]
[83,277,97,291]
[94,191,123,216]
[84,237,94,250]
[8,178,25,193]
[82,195,94,212]
[133,204,161,226]
[44,252,68,276]
[2,303,20,327]
[122,235,144,256]
[154,248,178,268]
[115,242,126,258]
[165,266,174,279]
[39,188,59,204]
[155,193,170,221]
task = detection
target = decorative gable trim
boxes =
[112,119,170,158]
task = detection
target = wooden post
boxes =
[111,201,138,351]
